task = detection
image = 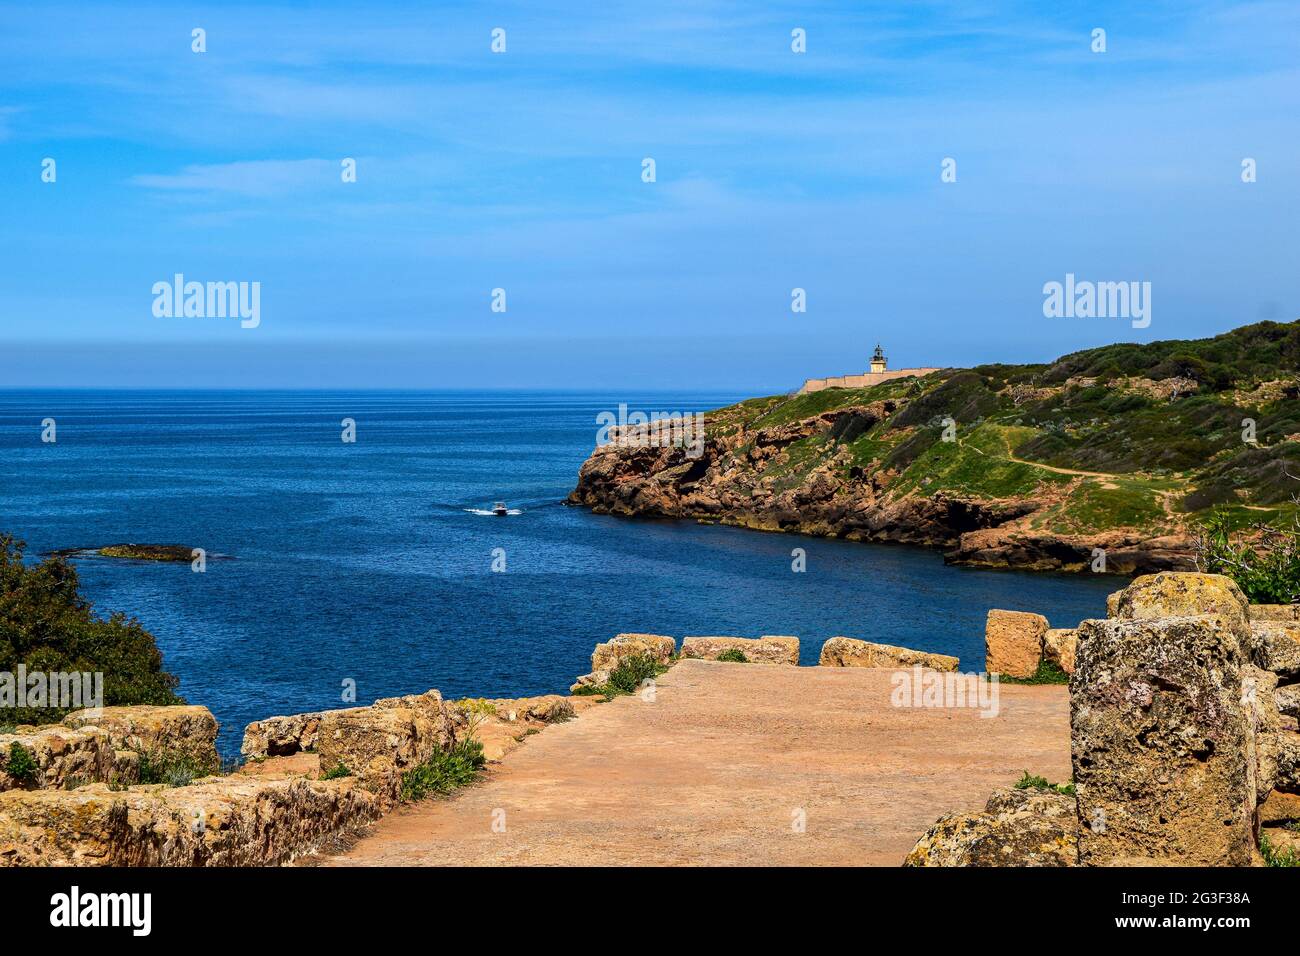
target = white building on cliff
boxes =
[798,345,939,394]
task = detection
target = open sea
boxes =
[0,390,1115,755]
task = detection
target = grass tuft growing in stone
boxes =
[715,648,749,663]
[1260,831,1300,867]
[1013,770,1075,796]
[136,749,218,788]
[399,738,485,802]
[998,660,1070,685]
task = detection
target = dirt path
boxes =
[323,660,1071,866]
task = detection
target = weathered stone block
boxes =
[984,610,1047,677]
[818,637,958,671]
[64,705,219,774]
[1249,604,1300,623]
[1112,571,1250,638]
[1043,628,1079,674]
[591,633,676,672]
[316,691,453,798]
[0,775,380,867]
[1070,615,1256,866]
[1278,732,1300,793]
[241,712,322,760]
[1259,789,1300,824]
[0,725,114,791]
[680,635,799,665]
[1277,683,1300,719]
[1245,666,1280,799]
[1252,622,1300,680]
[904,788,1077,867]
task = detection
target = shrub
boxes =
[0,535,183,725]
[998,660,1069,685]
[321,763,352,780]
[4,741,37,785]
[1194,509,1300,604]
[1261,831,1300,867]
[399,738,485,801]
[604,653,667,695]
[715,648,749,663]
[1013,770,1075,796]
[136,749,216,788]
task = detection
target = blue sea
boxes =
[0,390,1115,755]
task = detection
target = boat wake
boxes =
[464,508,523,516]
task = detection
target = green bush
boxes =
[136,749,217,788]
[321,763,352,780]
[998,660,1070,685]
[1013,770,1074,796]
[715,648,749,663]
[4,741,37,785]
[1261,831,1300,867]
[1195,510,1300,604]
[605,653,667,695]
[400,738,485,801]
[0,535,183,725]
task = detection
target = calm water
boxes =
[0,390,1115,754]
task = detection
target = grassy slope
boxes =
[704,320,1300,535]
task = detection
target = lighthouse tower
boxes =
[869,344,887,374]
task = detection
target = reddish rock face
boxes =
[567,400,1195,575]
[984,610,1047,678]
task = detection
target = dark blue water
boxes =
[0,390,1115,754]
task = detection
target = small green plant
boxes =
[1195,509,1300,604]
[605,653,668,695]
[1014,770,1075,796]
[136,749,216,788]
[998,660,1070,685]
[571,684,604,697]
[400,738,485,802]
[715,648,749,663]
[321,763,352,780]
[454,697,498,717]
[4,741,38,785]
[1260,831,1300,867]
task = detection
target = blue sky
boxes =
[1,0,1297,389]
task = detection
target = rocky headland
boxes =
[569,321,1300,574]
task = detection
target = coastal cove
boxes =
[0,390,1114,755]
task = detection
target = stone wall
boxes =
[799,368,940,394]
[910,572,1299,866]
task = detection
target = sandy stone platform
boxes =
[324,659,1070,866]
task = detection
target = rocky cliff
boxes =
[569,321,1300,573]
